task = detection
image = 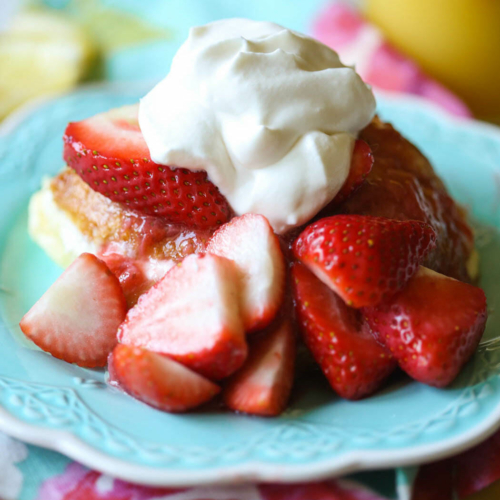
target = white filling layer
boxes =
[29,180,97,268]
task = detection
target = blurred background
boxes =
[1,0,499,124]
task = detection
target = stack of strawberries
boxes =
[20,107,488,416]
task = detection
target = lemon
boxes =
[0,11,94,120]
[366,0,500,122]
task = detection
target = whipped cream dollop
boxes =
[139,18,376,233]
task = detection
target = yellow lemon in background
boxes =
[366,0,500,122]
[0,11,94,120]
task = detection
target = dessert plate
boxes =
[0,84,500,486]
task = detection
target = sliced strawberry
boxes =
[118,253,247,380]
[99,252,150,309]
[207,214,285,333]
[224,318,295,416]
[63,104,231,228]
[20,253,127,368]
[291,262,396,400]
[109,344,220,413]
[99,252,174,308]
[330,139,374,207]
[293,215,436,308]
[343,118,475,283]
[363,267,487,387]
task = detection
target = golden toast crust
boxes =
[50,168,211,261]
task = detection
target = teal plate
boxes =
[0,85,500,486]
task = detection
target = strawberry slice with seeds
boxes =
[63,104,231,228]
[118,253,247,380]
[207,214,285,333]
[224,318,295,416]
[293,215,436,308]
[341,118,475,283]
[109,344,220,413]
[20,253,127,367]
[330,139,374,207]
[363,266,487,387]
[291,262,396,400]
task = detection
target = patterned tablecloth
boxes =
[2,1,499,499]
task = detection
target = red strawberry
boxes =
[99,253,151,309]
[109,344,220,412]
[63,104,231,228]
[293,215,436,308]
[330,139,374,207]
[342,118,475,283]
[118,253,247,380]
[363,266,487,387]
[19,253,127,368]
[207,214,285,333]
[223,318,295,416]
[291,262,396,400]
[99,252,175,309]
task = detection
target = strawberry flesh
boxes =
[20,253,127,367]
[207,214,285,333]
[363,266,487,387]
[109,344,220,412]
[118,253,247,380]
[99,252,152,309]
[99,252,176,309]
[224,318,295,416]
[63,105,231,228]
[293,215,436,308]
[291,262,396,400]
[329,139,374,207]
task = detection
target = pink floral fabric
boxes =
[23,428,500,499]
[312,2,471,118]
[36,463,387,500]
[36,463,183,500]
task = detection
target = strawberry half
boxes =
[291,262,396,400]
[99,253,151,309]
[224,318,295,416]
[330,139,374,207]
[293,215,436,308]
[109,344,220,412]
[207,214,285,333]
[118,253,247,380]
[364,266,487,387]
[99,252,175,309]
[63,104,231,228]
[20,253,127,368]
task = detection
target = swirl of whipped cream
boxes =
[139,18,376,233]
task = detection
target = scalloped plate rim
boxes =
[1,391,500,486]
[1,85,500,486]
